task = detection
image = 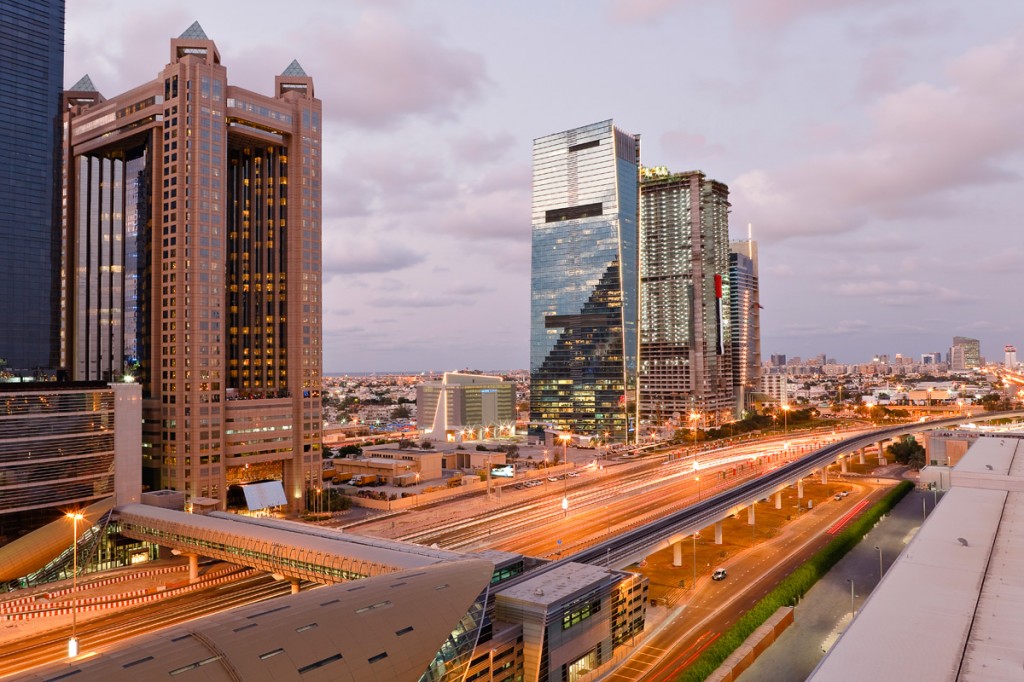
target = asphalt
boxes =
[735,483,942,682]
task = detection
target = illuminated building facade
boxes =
[60,23,322,510]
[639,168,733,427]
[530,120,640,442]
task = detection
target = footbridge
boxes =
[115,504,468,589]
[567,412,1024,570]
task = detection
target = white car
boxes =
[712,568,728,581]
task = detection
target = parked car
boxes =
[834,494,843,501]
[712,568,728,581]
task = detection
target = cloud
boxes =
[367,291,475,309]
[322,231,426,277]
[835,280,979,306]
[450,131,516,165]
[733,31,1024,241]
[659,130,725,164]
[607,0,684,23]
[976,248,1024,274]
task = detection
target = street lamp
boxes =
[847,578,856,620]
[695,475,701,502]
[559,433,571,466]
[561,495,569,518]
[692,532,699,590]
[875,545,883,581]
[781,403,791,436]
[689,412,700,447]
[66,511,84,657]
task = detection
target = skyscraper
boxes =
[729,237,761,416]
[530,120,640,442]
[638,168,733,427]
[950,336,980,372]
[61,24,322,510]
[1005,345,1017,369]
[0,0,65,372]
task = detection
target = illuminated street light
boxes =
[781,403,791,437]
[695,475,701,502]
[559,433,571,465]
[66,511,85,657]
[689,412,700,447]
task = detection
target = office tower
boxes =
[418,371,516,440]
[729,238,761,415]
[530,120,640,442]
[0,0,64,373]
[770,354,786,367]
[639,168,733,427]
[61,24,322,510]
[921,352,943,365]
[950,336,980,371]
[1004,345,1017,369]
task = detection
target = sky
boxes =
[66,0,1024,373]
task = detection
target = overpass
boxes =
[115,504,468,588]
[565,411,1024,570]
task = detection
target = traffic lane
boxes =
[609,482,892,681]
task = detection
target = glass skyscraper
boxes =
[530,120,639,442]
[639,168,733,428]
[0,0,65,372]
[729,238,761,416]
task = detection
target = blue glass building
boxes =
[0,0,64,372]
[530,120,639,442]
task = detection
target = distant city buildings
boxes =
[0,0,65,373]
[61,24,322,510]
[638,167,734,427]
[1004,344,1017,369]
[530,120,640,442]
[921,352,944,366]
[729,237,761,416]
[950,336,981,371]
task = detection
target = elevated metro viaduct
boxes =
[551,411,1024,571]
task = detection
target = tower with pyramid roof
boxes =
[60,22,323,513]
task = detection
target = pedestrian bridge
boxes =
[116,504,467,586]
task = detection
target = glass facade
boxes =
[639,170,734,426]
[530,121,639,442]
[729,240,761,415]
[0,0,64,372]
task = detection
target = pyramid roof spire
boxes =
[281,59,308,77]
[69,74,97,91]
[179,21,208,40]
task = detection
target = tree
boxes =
[390,404,412,420]
[886,435,925,469]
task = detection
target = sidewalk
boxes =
[735,487,935,682]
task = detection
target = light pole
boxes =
[875,545,883,581]
[560,433,571,466]
[692,532,698,590]
[66,511,84,657]
[847,578,855,620]
[695,475,701,502]
[689,412,700,448]
[781,403,790,437]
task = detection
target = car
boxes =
[841,490,850,497]
[712,568,728,581]
[548,476,559,482]
[834,494,843,501]
[567,471,579,477]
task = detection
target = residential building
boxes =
[60,24,322,510]
[418,371,516,441]
[729,237,761,416]
[639,167,734,427]
[530,120,640,442]
[0,0,64,372]
[950,336,981,371]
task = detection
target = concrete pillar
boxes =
[797,479,804,498]
[748,504,756,525]
[840,457,848,474]
[672,541,683,567]
[877,441,887,466]
[858,448,865,465]
[775,491,783,509]
[715,522,723,545]
[188,554,199,583]
[291,580,300,594]
[821,468,828,485]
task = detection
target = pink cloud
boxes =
[733,31,1024,241]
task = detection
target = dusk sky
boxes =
[66,0,1024,373]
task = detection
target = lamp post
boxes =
[847,578,855,620]
[692,532,698,590]
[560,433,571,466]
[875,545,883,581]
[695,475,701,502]
[689,412,700,448]
[66,511,84,657]
[781,403,790,437]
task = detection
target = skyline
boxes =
[65,0,1024,372]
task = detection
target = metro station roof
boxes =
[14,558,494,682]
[809,434,1024,681]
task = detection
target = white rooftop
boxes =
[809,434,1024,681]
[498,562,615,606]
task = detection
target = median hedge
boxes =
[676,480,914,681]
